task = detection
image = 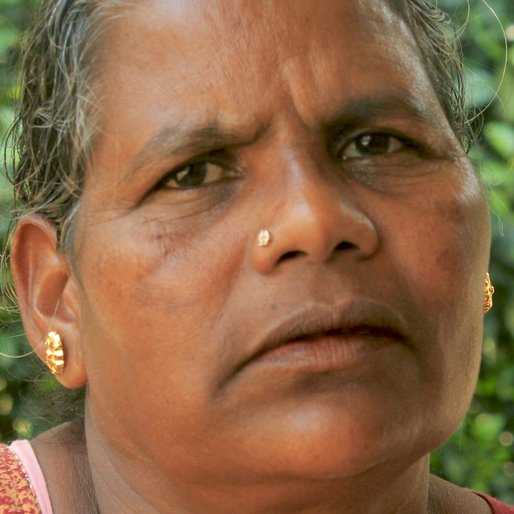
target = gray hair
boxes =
[6,0,121,252]
[398,0,473,146]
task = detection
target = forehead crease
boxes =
[278,8,434,126]
[103,0,420,85]
[95,0,441,156]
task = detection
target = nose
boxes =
[251,168,379,275]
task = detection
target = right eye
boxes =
[160,161,236,189]
[338,133,408,161]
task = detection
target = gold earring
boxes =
[257,229,272,247]
[484,273,494,314]
[44,331,65,375]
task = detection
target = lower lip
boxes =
[253,335,400,373]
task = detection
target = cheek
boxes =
[391,166,489,289]
[75,212,248,390]
[436,184,489,272]
[73,216,249,454]
[389,173,489,393]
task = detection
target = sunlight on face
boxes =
[73,0,490,488]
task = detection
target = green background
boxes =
[0,0,513,502]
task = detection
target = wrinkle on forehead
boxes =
[103,0,413,65]
[93,0,431,123]
[97,0,431,106]
[87,0,454,190]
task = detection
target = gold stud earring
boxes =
[484,273,494,314]
[257,229,272,247]
[44,331,65,375]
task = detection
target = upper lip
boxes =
[237,299,409,371]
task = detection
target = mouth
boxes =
[236,301,408,374]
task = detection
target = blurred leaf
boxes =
[484,122,514,160]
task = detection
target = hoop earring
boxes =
[484,273,494,314]
[44,331,65,375]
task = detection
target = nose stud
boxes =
[257,229,272,247]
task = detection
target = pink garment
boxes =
[9,440,53,514]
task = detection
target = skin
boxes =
[11,0,493,512]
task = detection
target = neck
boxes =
[32,421,493,514]
[84,412,434,514]
[31,421,98,514]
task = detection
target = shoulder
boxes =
[429,474,493,513]
[0,442,42,513]
[475,492,514,514]
[429,474,514,514]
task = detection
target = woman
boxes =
[2,0,513,512]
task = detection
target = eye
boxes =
[339,133,407,160]
[160,161,235,189]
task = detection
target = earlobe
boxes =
[10,215,87,389]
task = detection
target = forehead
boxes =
[91,0,442,170]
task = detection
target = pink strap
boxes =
[9,441,53,514]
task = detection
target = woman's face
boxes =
[72,0,489,488]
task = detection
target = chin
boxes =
[234,400,449,483]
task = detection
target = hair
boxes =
[395,0,474,146]
[3,0,476,424]
[5,0,125,252]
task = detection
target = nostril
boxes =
[279,250,305,263]
[278,242,354,264]
[335,241,354,252]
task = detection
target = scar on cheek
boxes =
[158,235,178,261]
[146,224,178,261]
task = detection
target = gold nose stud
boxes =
[257,229,272,247]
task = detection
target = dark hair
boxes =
[4,0,476,424]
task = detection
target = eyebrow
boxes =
[126,92,444,177]
[126,122,257,179]
[322,93,444,133]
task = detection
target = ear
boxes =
[10,215,87,389]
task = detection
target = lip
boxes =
[236,300,409,374]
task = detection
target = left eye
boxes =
[161,162,230,189]
[339,133,406,160]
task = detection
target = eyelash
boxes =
[335,131,416,161]
[156,131,419,191]
[158,159,239,190]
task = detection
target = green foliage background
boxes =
[0,0,513,502]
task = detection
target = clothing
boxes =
[0,441,513,513]
[476,492,514,514]
[0,441,52,514]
